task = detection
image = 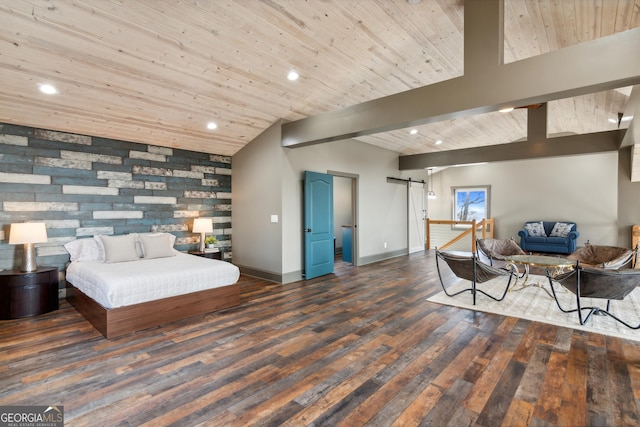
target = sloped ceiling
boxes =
[0,0,638,159]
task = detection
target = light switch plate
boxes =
[271,215,278,223]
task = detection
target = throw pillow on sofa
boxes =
[525,221,546,237]
[549,222,574,238]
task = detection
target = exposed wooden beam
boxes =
[527,103,547,143]
[620,85,640,148]
[464,0,503,73]
[398,130,625,170]
[281,0,640,149]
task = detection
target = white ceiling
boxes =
[0,0,638,157]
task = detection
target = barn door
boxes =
[408,181,425,253]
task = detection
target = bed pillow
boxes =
[549,222,574,238]
[95,234,140,263]
[64,238,104,262]
[524,221,546,237]
[138,233,176,259]
[135,232,177,257]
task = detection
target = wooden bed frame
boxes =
[66,281,240,339]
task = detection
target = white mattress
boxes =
[66,252,240,309]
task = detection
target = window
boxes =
[451,186,490,228]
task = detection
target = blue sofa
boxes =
[518,221,579,254]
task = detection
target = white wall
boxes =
[234,126,413,283]
[235,123,631,283]
[282,138,412,280]
[232,121,284,280]
[426,152,620,249]
[334,176,352,250]
[617,147,640,246]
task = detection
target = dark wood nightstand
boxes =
[0,267,59,319]
[188,250,222,260]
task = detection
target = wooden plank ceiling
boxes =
[0,0,638,157]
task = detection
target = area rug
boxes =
[427,275,640,343]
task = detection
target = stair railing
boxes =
[426,218,494,252]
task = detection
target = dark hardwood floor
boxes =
[2,250,640,426]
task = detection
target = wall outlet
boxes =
[384,241,387,248]
[270,214,279,223]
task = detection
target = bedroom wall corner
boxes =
[231,120,285,282]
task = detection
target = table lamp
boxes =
[9,222,48,272]
[192,218,213,252]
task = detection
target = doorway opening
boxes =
[331,172,358,266]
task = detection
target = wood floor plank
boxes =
[132,364,277,426]
[282,344,391,425]
[513,321,546,363]
[339,322,477,426]
[585,340,613,427]
[514,344,552,403]
[391,383,444,427]
[557,334,588,427]
[475,359,527,426]
[2,251,640,426]
[609,360,640,426]
[464,347,516,414]
[501,398,535,427]
[232,337,389,423]
[431,334,490,390]
[532,350,569,425]
[418,377,475,426]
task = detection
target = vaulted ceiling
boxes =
[0,0,639,160]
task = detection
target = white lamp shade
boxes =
[192,218,213,233]
[9,222,48,244]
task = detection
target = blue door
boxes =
[304,171,334,279]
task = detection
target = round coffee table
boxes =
[505,254,574,294]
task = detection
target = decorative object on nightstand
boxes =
[9,222,48,272]
[204,235,218,249]
[0,267,59,319]
[193,218,214,253]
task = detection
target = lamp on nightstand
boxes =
[9,222,48,272]
[193,218,213,253]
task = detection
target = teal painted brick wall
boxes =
[0,122,232,289]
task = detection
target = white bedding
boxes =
[66,251,240,309]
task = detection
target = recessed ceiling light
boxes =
[410,129,418,135]
[435,140,443,145]
[206,122,217,130]
[287,70,299,81]
[499,107,514,113]
[38,84,58,95]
